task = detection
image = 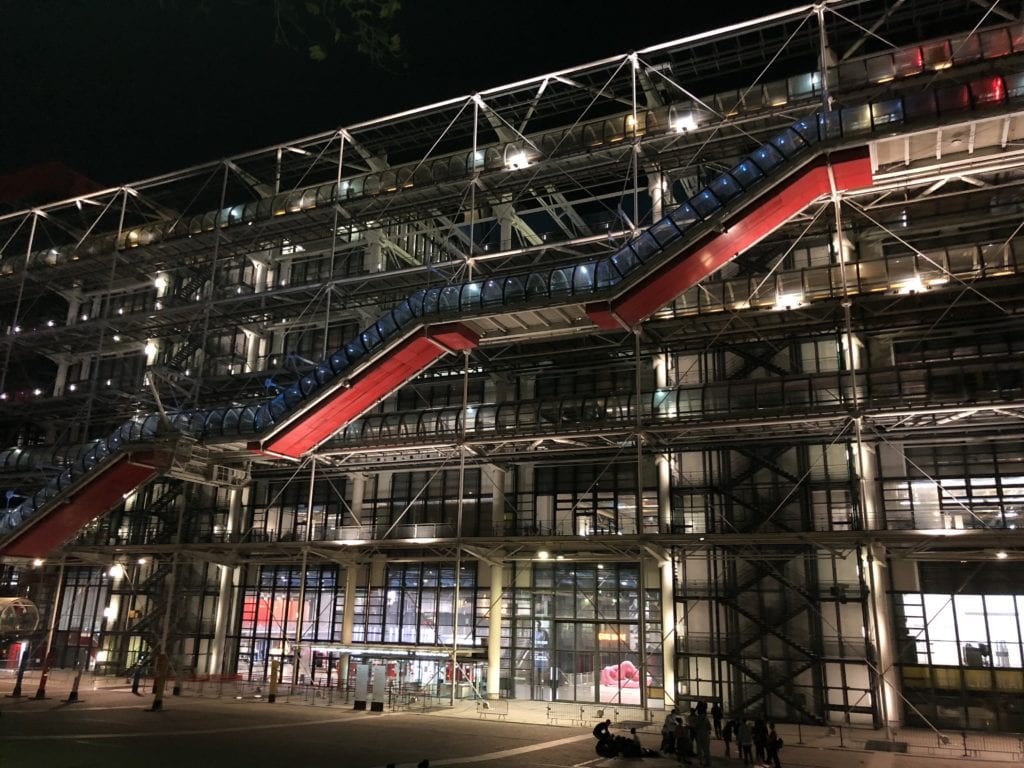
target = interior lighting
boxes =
[673,113,698,133]
[896,277,925,294]
[505,151,529,170]
[32,559,44,567]
[537,550,550,560]
[773,292,806,310]
[109,564,125,578]
[144,341,158,357]
[138,558,147,565]
[996,551,1008,559]
[103,606,117,618]
[112,334,121,342]
[154,275,168,291]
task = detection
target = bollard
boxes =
[34,668,49,700]
[268,659,280,703]
[65,669,83,703]
[150,653,168,712]
[172,666,183,697]
[8,649,30,698]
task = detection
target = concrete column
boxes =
[487,562,504,700]
[487,464,506,536]
[340,564,359,687]
[208,488,243,676]
[654,354,672,532]
[647,170,665,222]
[494,200,515,251]
[867,544,902,730]
[365,229,384,273]
[349,472,365,521]
[660,559,678,709]
[52,359,69,397]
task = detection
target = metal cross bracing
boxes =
[1,2,1024,728]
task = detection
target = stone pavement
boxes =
[3,669,1021,768]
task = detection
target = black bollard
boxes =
[65,669,83,703]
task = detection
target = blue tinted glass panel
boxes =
[572,262,596,293]
[631,232,661,262]
[346,341,366,361]
[482,279,503,306]
[611,245,638,276]
[393,301,414,326]
[769,128,806,158]
[314,363,334,385]
[377,312,398,338]
[791,117,821,144]
[730,161,764,190]
[461,282,482,311]
[284,384,303,408]
[595,259,621,288]
[669,203,701,230]
[407,289,426,317]
[690,189,722,218]
[709,173,742,204]
[819,110,843,140]
[750,143,785,173]
[526,272,548,299]
[423,287,441,314]
[439,286,461,312]
[362,325,382,350]
[549,267,572,296]
[329,351,349,374]
[649,217,682,247]
[504,275,525,303]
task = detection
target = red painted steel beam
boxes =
[587,148,873,330]
[0,451,170,558]
[264,323,479,459]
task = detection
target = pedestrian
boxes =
[766,723,783,768]
[753,718,768,763]
[694,709,712,767]
[674,717,693,765]
[593,718,612,743]
[737,719,753,766]
[711,701,723,737]
[723,717,736,757]
[662,709,680,753]
[695,698,708,717]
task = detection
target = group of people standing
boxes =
[659,701,783,768]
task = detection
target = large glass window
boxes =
[381,563,479,646]
[895,567,1024,730]
[238,565,341,681]
[510,563,661,704]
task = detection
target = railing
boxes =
[8,76,1024,543]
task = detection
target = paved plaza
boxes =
[1,672,1019,768]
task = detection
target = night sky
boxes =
[2,1,796,189]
